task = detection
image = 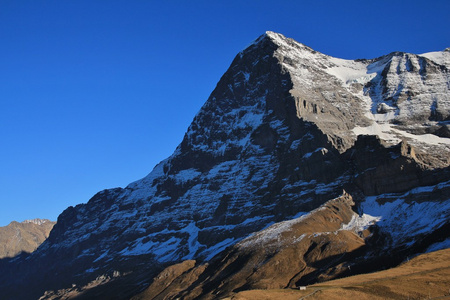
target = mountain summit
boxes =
[1,32,449,299]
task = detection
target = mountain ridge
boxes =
[0,219,55,259]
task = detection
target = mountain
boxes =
[0,31,449,299]
[0,219,55,259]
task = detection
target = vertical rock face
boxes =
[0,32,449,299]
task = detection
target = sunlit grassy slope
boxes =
[228,248,450,300]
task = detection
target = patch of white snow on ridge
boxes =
[120,236,181,262]
[173,169,201,184]
[238,210,311,249]
[123,156,170,202]
[265,31,291,46]
[341,214,381,233]
[391,128,450,146]
[240,31,289,53]
[352,122,450,146]
[419,50,450,68]
[181,222,202,260]
[352,123,401,144]
[22,219,49,225]
[326,57,375,87]
[360,182,450,246]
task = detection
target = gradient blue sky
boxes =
[1,0,449,226]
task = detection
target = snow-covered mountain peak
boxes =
[264,31,308,48]
[250,31,291,46]
[243,31,314,58]
[264,30,280,37]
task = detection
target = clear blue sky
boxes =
[1,0,449,226]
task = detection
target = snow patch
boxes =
[341,214,381,232]
[419,50,450,68]
[181,222,202,260]
[22,219,50,225]
[326,57,377,87]
[120,236,181,262]
[238,210,310,249]
[352,122,450,146]
[173,169,201,184]
[360,182,450,246]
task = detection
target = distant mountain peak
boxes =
[0,219,55,259]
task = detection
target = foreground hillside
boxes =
[135,248,450,300]
[0,219,55,259]
[133,192,449,299]
[227,248,450,300]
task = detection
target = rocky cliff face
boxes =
[0,32,449,300]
